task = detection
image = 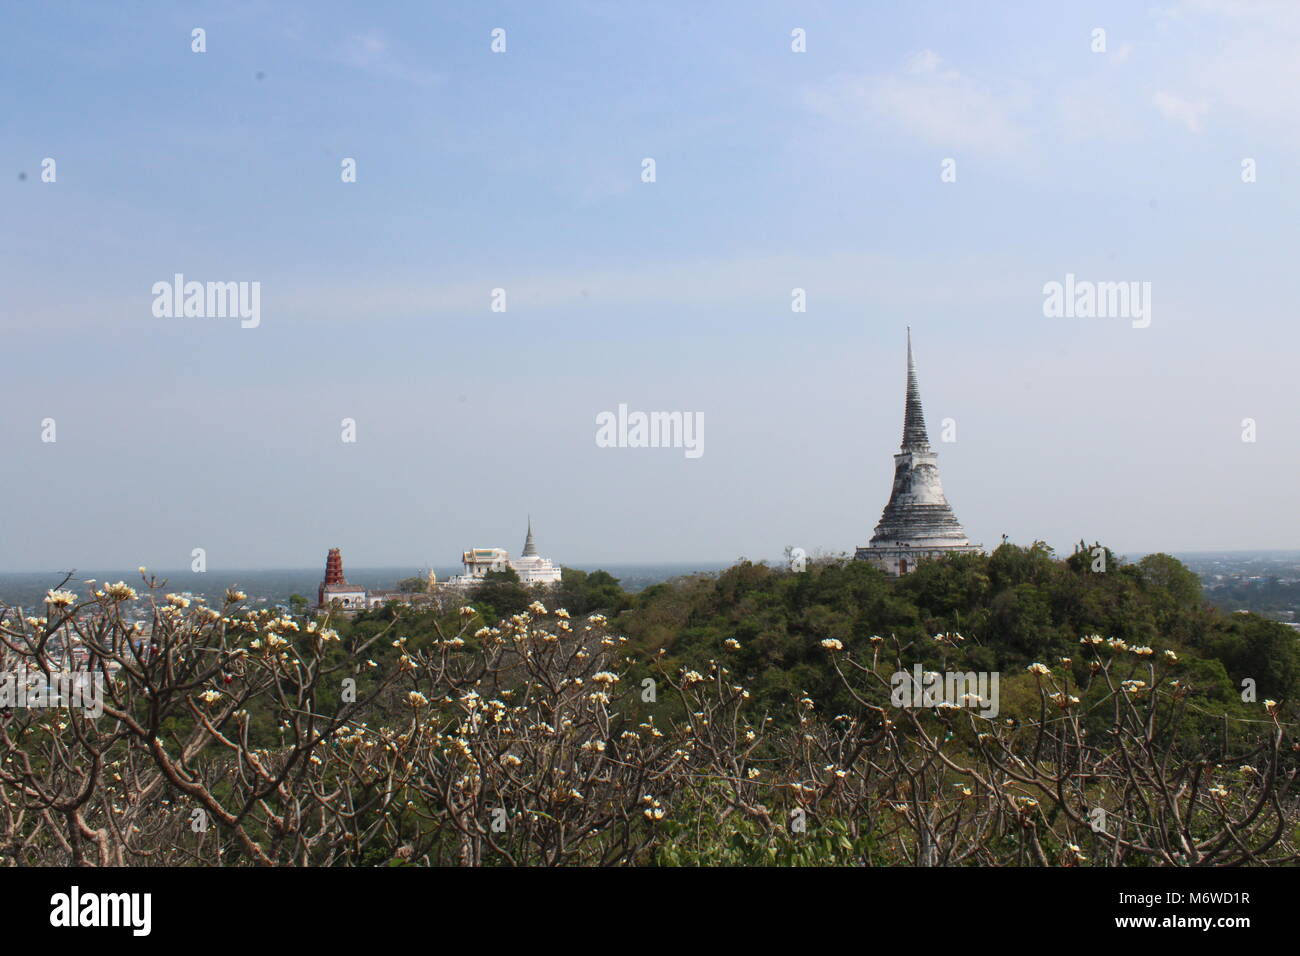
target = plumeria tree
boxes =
[0,578,1294,866]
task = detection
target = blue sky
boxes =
[2,1,1298,571]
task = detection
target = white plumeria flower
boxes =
[44,590,77,608]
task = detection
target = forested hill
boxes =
[342,543,1296,730]
[619,543,1300,722]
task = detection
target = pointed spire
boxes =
[858,327,974,570]
[324,547,347,585]
[521,517,538,557]
[319,547,349,606]
[902,327,931,450]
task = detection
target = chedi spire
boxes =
[855,330,979,575]
[902,328,930,450]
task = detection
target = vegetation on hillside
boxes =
[624,543,1299,735]
[0,544,1295,866]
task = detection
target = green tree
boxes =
[473,568,530,620]
[1137,553,1202,608]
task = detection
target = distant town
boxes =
[1173,551,1300,631]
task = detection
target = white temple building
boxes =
[446,519,563,587]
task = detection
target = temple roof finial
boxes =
[902,328,930,450]
[522,517,538,557]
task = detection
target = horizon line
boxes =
[2,548,1299,576]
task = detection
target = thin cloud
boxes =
[341,32,441,88]
[804,50,1030,157]
[1152,90,1208,132]
[1151,1,1300,140]
[268,251,1031,323]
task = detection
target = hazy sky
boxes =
[3,1,1298,572]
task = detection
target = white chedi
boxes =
[446,519,562,587]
